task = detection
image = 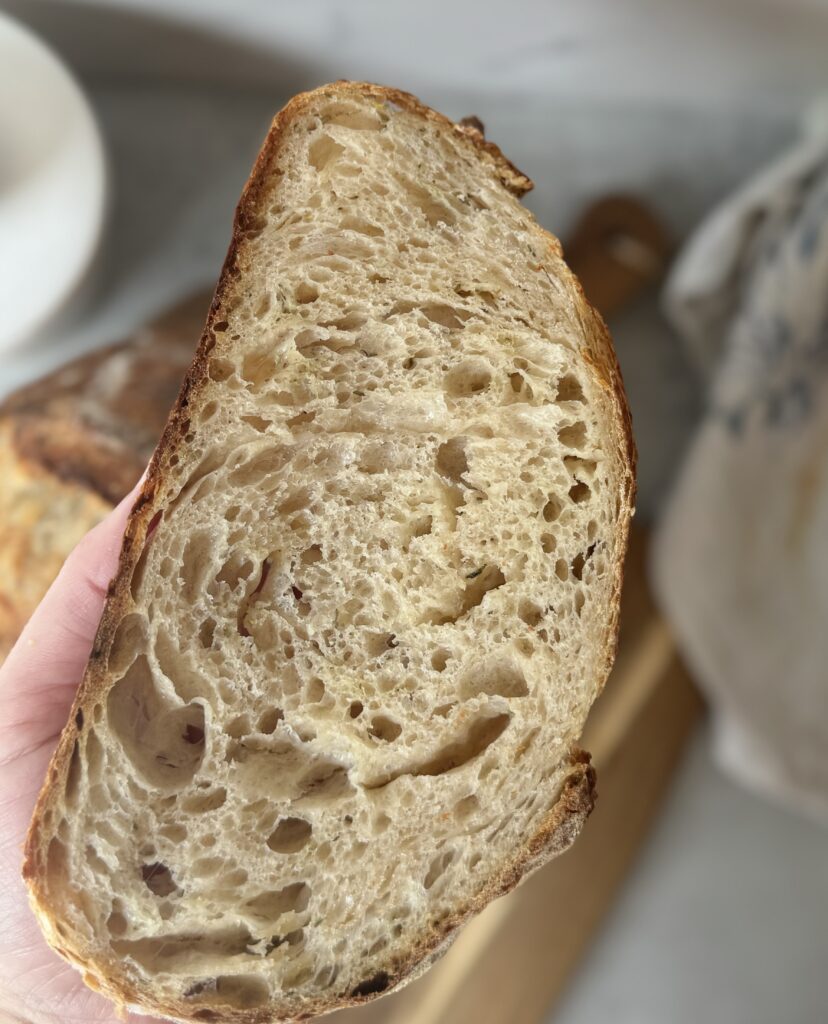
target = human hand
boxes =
[0,480,165,1024]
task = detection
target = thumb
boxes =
[0,474,145,764]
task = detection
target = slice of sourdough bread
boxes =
[23,82,635,1024]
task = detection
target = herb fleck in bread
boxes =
[23,82,634,1023]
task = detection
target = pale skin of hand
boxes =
[0,481,166,1024]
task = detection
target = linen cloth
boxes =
[654,108,828,822]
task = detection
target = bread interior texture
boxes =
[30,86,631,1020]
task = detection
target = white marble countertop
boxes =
[2,2,828,1020]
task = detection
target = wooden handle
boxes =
[564,196,672,318]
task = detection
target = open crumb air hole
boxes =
[569,480,591,503]
[245,882,310,920]
[267,818,313,854]
[366,712,511,788]
[141,862,178,898]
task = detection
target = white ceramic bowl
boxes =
[0,12,106,354]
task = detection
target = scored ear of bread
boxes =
[23,82,634,1024]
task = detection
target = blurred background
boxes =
[2,1,828,1021]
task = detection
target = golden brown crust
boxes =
[453,113,534,197]
[575,300,637,691]
[0,422,111,659]
[2,298,202,502]
[22,82,633,1024]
